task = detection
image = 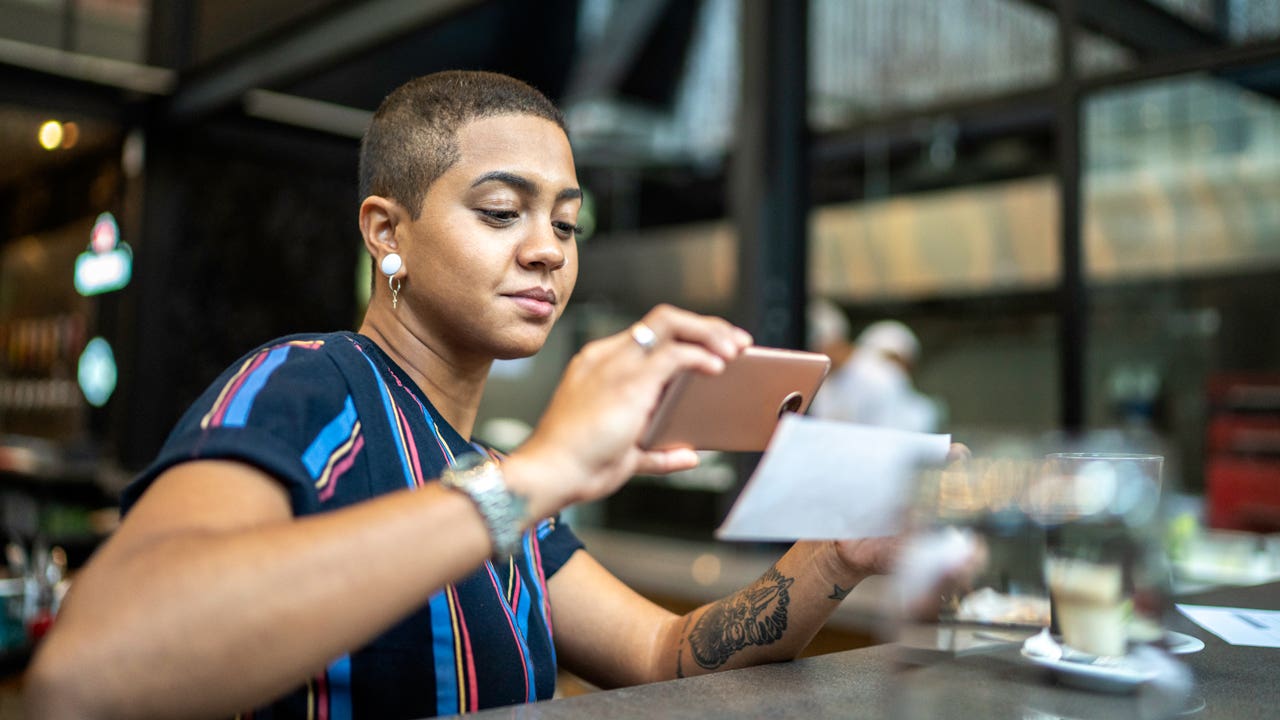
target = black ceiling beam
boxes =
[0,60,148,121]
[1021,0,1219,58]
[1081,35,1280,92]
[146,0,196,70]
[615,0,700,107]
[563,0,674,103]
[560,0,697,108]
[812,86,1057,167]
[166,0,484,123]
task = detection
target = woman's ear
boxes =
[359,195,401,258]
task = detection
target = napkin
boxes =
[716,414,950,540]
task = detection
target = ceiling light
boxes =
[38,120,63,150]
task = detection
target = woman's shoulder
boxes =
[225,331,370,377]
[182,332,376,427]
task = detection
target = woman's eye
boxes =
[553,221,582,236]
[478,209,519,223]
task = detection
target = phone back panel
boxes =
[641,347,831,452]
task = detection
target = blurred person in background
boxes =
[27,71,967,720]
[807,299,942,433]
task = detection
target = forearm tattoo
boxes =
[828,583,852,601]
[687,566,795,670]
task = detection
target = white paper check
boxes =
[1177,604,1280,648]
[716,414,951,541]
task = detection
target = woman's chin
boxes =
[491,338,546,361]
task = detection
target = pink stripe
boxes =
[484,563,530,700]
[531,535,553,635]
[394,405,424,487]
[451,586,480,712]
[211,352,268,427]
[318,434,364,502]
[317,671,329,720]
[388,369,453,465]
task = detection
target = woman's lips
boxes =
[506,290,556,318]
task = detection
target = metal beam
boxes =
[732,0,808,350]
[812,86,1057,166]
[242,89,371,139]
[1056,0,1086,433]
[1081,36,1280,93]
[1022,0,1219,58]
[564,0,672,102]
[0,36,173,95]
[146,0,195,70]
[166,0,482,122]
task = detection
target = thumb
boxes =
[633,447,700,476]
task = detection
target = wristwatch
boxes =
[440,453,529,558]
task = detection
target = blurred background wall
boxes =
[0,0,1279,570]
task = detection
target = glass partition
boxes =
[1083,64,1280,496]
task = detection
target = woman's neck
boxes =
[358,314,490,439]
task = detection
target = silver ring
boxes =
[630,322,658,353]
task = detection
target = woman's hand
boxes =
[508,305,752,515]
[830,442,975,579]
[832,536,901,578]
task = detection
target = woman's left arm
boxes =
[547,537,894,689]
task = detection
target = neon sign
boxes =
[75,212,133,296]
[78,337,117,407]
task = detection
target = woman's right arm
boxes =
[26,305,749,719]
[25,459,503,719]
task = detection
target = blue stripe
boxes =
[515,565,536,701]
[354,351,416,489]
[223,346,291,427]
[301,395,358,479]
[429,591,459,716]
[327,655,352,720]
[524,532,556,670]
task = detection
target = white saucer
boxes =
[1020,646,1159,692]
[1021,630,1173,693]
[1164,630,1205,655]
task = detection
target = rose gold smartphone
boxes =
[640,346,831,452]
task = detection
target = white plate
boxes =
[1164,630,1205,655]
[1021,647,1159,692]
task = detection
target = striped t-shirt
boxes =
[123,332,583,718]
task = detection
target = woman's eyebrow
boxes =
[471,171,581,203]
[471,170,534,193]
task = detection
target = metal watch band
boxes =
[440,455,528,558]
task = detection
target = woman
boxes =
[27,71,902,719]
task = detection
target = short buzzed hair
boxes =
[358,70,566,217]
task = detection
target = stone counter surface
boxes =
[462,581,1280,719]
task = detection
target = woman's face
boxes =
[398,113,581,361]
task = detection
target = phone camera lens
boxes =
[778,392,804,417]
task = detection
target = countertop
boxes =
[462,580,1280,719]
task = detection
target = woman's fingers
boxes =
[520,306,754,506]
[636,304,752,361]
[946,443,972,464]
[632,447,701,476]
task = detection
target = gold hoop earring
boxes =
[389,275,401,309]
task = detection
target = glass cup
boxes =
[1031,453,1165,657]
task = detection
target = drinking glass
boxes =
[1031,453,1165,656]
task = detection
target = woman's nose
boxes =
[519,225,566,270]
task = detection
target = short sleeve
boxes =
[534,515,584,578]
[121,337,352,516]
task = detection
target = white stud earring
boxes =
[380,253,403,309]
